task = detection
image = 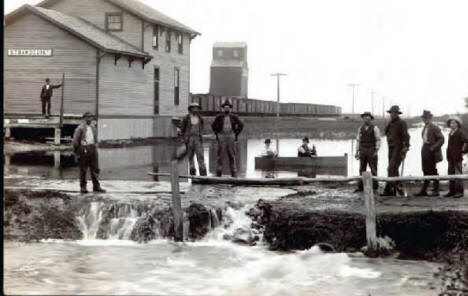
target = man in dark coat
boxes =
[415,110,445,196]
[40,78,62,118]
[72,112,106,194]
[211,99,244,177]
[445,116,468,198]
[355,112,381,192]
[180,102,207,176]
[298,137,317,157]
[381,105,410,196]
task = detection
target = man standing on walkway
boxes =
[180,102,207,176]
[414,110,444,196]
[40,77,62,118]
[445,116,468,198]
[355,112,381,192]
[211,99,244,177]
[381,105,410,196]
[72,112,106,194]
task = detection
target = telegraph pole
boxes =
[381,96,386,118]
[347,83,359,115]
[271,73,287,154]
[271,73,287,118]
[370,90,376,114]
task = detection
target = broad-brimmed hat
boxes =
[221,99,233,108]
[447,116,463,127]
[421,110,433,119]
[360,112,374,120]
[82,111,94,118]
[386,105,402,114]
[264,138,271,144]
[302,137,309,143]
[188,102,201,110]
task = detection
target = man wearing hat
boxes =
[40,77,62,118]
[354,112,381,192]
[381,105,410,196]
[298,137,317,157]
[180,102,207,176]
[211,99,244,177]
[414,110,444,196]
[445,116,468,198]
[72,112,106,193]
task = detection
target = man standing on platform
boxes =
[354,112,381,192]
[180,102,207,176]
[211,99,244,177]
[445,116,468,198]
[73,112,106,194]
[40,77,62,118]
[381,105,410,196]
[414,110,444,196]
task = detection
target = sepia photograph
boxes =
[3,0,468,295]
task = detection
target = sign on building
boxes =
[7,49,53,56]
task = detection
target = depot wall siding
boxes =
[143,26,191,117]
[4,12,96,115]
[98,55,151,116]
[45,0,142,47]
[98,118,153,140]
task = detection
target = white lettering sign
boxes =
[7,49,53,57]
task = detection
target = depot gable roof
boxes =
[35,0,200,36]
[5,5,151,59]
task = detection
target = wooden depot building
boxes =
[4,0,200,141]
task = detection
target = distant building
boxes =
[4,0,199,140]
[209,42,248,98]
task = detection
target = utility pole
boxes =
[347,83,359,115]
[381,96,386,118]
[271,73,287,155]
[271,73,287,118]
[370,90,376,114]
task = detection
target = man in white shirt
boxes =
[355,112,381,192]
[72,112,105,194]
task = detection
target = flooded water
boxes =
[4,126,464,181]
[4,203,441,296]
[3,126,451,295]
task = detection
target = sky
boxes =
[5,0,468,115]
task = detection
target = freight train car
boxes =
[190,94,342,117]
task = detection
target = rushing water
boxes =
[4,203,441,296]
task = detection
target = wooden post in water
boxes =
[170,160,184,242]
[363,171,378,254]
[59,73,65,128]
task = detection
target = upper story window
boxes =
[152,25,159,49]
[174,68,180,106]
[233,49,239,58]
[165,30,171,52]
[177,33,183,54]
[105,12,123,32]
[217,49,223,57]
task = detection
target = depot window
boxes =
[105,12,123,32]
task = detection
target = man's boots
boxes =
[414,181,429,196]
[429,180,440,196]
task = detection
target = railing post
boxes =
[363,171,378,254]
[170,160,183,242]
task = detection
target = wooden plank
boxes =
[148,172,360,185]
[255,156,347,169]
